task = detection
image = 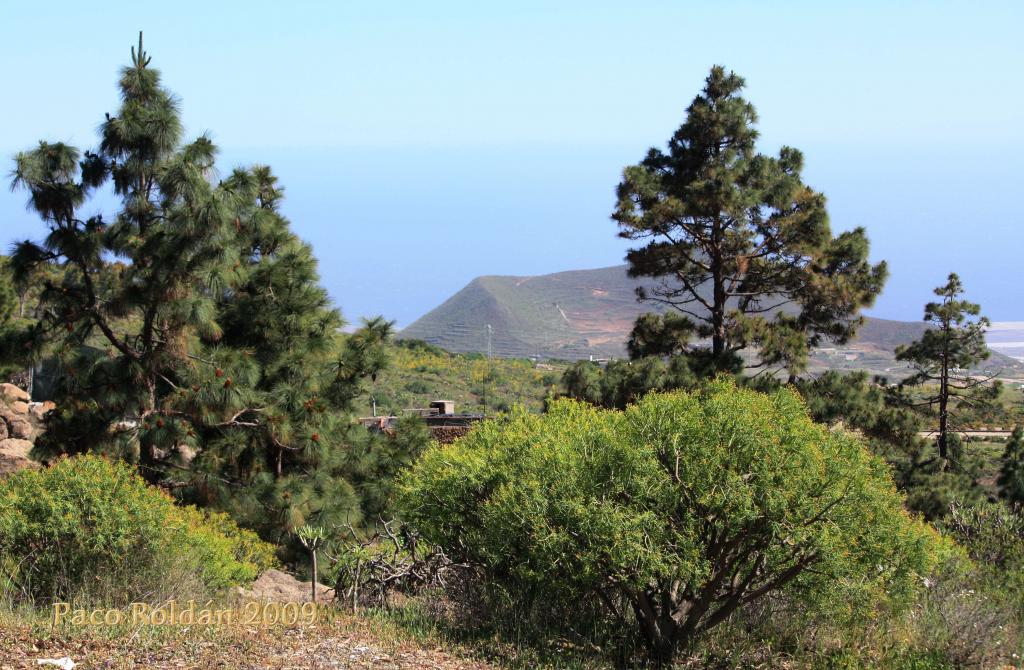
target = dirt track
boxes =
[917,430,1012,439]
[0,617,496,670]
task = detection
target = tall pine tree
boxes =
[896,273,999,468]
[8,35,405,541]
[0,258,27,381]
[614,66,887,378]
[998,426,1024,506]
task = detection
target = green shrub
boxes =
[404,380,432,394]
[0,455,275,606]
[399,380,942,664]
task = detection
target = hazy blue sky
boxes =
[2,1,1021,326]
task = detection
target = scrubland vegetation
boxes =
[362,338,559,416]
[1,36,1023,669]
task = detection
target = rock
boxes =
[0,419,6,441]
[29,401,56,421]
[175,443,197,465]
[12,401,29,415]
[236,569,334,603]
[0,438,37,476]
[0,406,33,440]
[0,383,29,404]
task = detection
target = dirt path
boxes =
[0,617,496,670]
[917,430,1012,439]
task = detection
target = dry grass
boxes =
[0,608,498,670]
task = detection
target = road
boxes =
[917,430,1012,440]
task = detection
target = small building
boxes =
[358,400,485,444]
[428,400,455,416]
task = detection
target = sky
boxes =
[1,1,1022,327]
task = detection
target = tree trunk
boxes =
[633,595,684,666]
[311,549,318,603]
[648,636,677,667]
[938,368,949,467]
[938,322,950,469]
[711,221,726,361]
[139,376,159,476]
[712,302,726,359]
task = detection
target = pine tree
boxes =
[560,356,693,410]
[896,273,999,468]
[10,34,230,465]
[614,66,887,378]
[174,166,398,542]
[626,312,694,360]
[0,258,28,381]
[998,427,1024,506]
[8,35,410,541]
[0,258,16,325]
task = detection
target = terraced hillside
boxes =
[401,265,1024,379]
[401,266,663,360]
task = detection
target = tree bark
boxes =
[311,550,318,603]
[139,376,159,476]
[711,217,726,360]
[938,318,951,469]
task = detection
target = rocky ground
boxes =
[237,569,335,604]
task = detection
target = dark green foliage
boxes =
[10,36,235,468]
[946,500,1024,572]
[0,258,15,325]
[7,36,418,542]
[902,465,985,522]
[614,66,886,377]
[998,427,1024,505]
[350,414,432,521]
[795,371,994,520]
[799,371,922,451]
[0,256,56,382]
[796,370,928,490]
[561,356,696,410]
[627,312,695,359]
[896,273,999,467]
[559,360,603,405]
[0,258,28,380]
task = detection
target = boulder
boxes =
[11,401,29,415]
[0,383,29,404]
[30,401,56,421]
[0,438,37,476]
[0,419,6,441]
[0,405,33,440]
